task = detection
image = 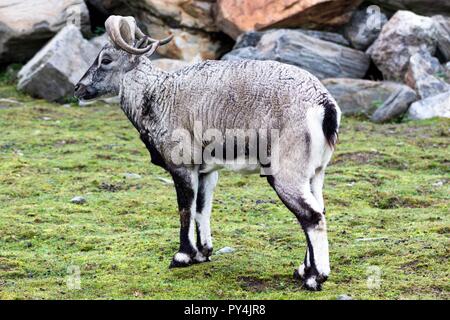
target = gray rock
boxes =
[152,59,191,72]
[445,62,450,80]
[371,86,417,123]
[71,196,86,204]
[233,31,265,50]
[404,50,450,99]
[223,29,370,79]
[408,91,450,120]
[433,15,450,61]
[89,33,110,52]
[367,11,438,81]
[344,6,388,50]
[234,29,350,50]
[337,294,353,300]
[369,0,450,16]
[0,0,90,66]
[17,25,98,102]
[322,78,416,121]
[216,247,235,254]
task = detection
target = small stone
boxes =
[156,176,173,185]
[432,181,444,187]
[123,173,142,180]
[216,247,235,254]
[71,196,86,204]
[337,294,353,300]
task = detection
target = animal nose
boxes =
[74,83,84,95]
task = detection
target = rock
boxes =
[152,59,191,72]
[404,50,450,99]
[367,11,438,81]
[433,15,450,61]
[123,173,142,180]
[445,63,450,80]
[215,0,363,39]
[0,0,90,66]
[407,91,450,120]
[156,176,174,185]
[89,33,110,52]
[298,29,350,47]
[123,0,218,32]
[71,196,86,204]
[322,78,416,120]
[120,1,229,61]
[139,23,226,62]
[17,25,98,102]
[216,247,235,254]
[370,86,417,123]
[223,29,370,79]
[337,294,353,300]
[233,31,264,50]
[369,0,450,16]
[121,0,225,61]
[344,5,388,50]
[234,29,350,50]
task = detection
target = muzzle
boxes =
[74,83,98,101]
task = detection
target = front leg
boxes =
[169,167,200,268]
[195,171,218,261]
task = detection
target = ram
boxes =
[75,16,341,291]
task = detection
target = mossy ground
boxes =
[0,83,448,300]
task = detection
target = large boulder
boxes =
[215,0,363,39]
[0,0,90,66]
[233,29,350,50]
[408,91,450,120]
[322,78,417,121]
[367,11,438,81]
[123,0,218,32]
[433,15,450,62]
[223,29,370,79]
[17,25,98,102]
[404,50,450,99]
[369,0,450,16]
[344,5,388,50]
[123,1,228,61]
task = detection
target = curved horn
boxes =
[105,15,157,55]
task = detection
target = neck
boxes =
[119,57,169,132]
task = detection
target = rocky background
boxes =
[1,0,449,122]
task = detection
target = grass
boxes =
[0,83,449,300]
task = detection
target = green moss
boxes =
[0,85,449,300]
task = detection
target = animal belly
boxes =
[199,158,261,175]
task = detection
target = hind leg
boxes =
[268,169,330,291]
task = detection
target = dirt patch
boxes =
[333,151,380,165]
[369,192,433,209]
[238,275,300,292]
[99,182,122,192]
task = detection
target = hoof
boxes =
[201,247,213,258]
[192,252,211,264]
[302,276,323,291]
[293,267,328,291]
[169,252,192,268]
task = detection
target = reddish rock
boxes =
[215,0,363,39]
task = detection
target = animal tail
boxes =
[321,97,341,148]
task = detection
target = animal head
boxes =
[74,16,172,102]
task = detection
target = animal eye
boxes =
[101,58,112,65]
